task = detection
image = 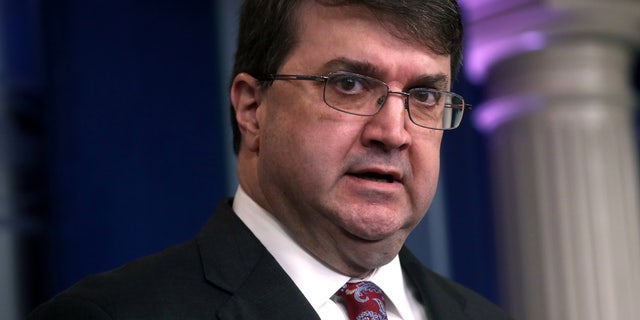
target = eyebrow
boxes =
[321,58,383,78]
[320,57,450,90]
[412,74,450,91]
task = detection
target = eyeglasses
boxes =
[256,71,471,130]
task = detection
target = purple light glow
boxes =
[473,95,543,133]
[462,4,564,83]
[467,31,548,83]
[459,0,537,23]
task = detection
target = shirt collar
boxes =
[232,186,415,319]
[366,256,417,320]
[233,186,349,311]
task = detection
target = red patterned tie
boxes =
[337,281,388,320]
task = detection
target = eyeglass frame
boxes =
[254,71,472,130]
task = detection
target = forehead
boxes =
[286,2,451,84]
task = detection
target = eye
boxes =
[328,73,371,95]
[410,89,440,107]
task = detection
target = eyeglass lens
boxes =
[323,72,464,129]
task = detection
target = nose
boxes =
[360,91,411,151]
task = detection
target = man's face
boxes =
[234,2,450,277]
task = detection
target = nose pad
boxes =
[363,92,412,150]
[373,91,411,119]
[379,92,410,111]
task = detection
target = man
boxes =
[30,0,513,319]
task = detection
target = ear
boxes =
[231,73,263,152]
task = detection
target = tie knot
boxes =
[337,281,388,320]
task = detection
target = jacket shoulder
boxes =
[400,247,514,320]
[28,240,228,319]
[427,270,514,320]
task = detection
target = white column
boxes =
[461,0,640,319]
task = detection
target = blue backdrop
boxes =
[43,0,231,290]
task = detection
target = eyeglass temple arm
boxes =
[446,102,472,110]
[257,74,327,82]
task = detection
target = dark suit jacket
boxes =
[29,199,513,319]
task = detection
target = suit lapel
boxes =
[400,247,472,320]
[196,200,321,320]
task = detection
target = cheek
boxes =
[260,105,348,178]
[296,106,362,161]
[410,132,443,201]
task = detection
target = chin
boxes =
[354,231,406,258]
[351,212,415,242]
[353,249,399,275]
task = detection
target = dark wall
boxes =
[22,0,230,310]
[441,75,500,304]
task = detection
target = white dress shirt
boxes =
[233,186,428,320]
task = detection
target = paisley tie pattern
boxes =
[337,281,388,320]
